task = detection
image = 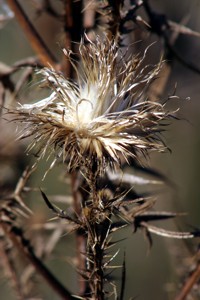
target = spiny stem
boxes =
[87,226,105,300]
[93,229,105,300]
[85,164,106,299]
[71,171,87,295]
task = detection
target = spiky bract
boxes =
[12,37,172,175]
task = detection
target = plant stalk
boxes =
[7,0,58,67]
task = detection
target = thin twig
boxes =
[62,0,73,77]
[175,261,200,300]
[7,0,58,68]
[107,0,123,40]
[143,0,200,75]
[0,220,76,300]
[62,0,83,76]
[0,240,24,300]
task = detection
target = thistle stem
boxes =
[92,232,105,300]
[86,224,105,300]
[71,171,87,295]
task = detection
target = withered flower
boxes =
[11,37,172,176]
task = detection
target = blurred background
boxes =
[0,0,200,299]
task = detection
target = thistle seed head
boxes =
[11,36,173,176]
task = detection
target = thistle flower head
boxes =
[12,36,172,176]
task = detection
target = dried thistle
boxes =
[10,36,172,177]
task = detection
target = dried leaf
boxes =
[140,221,200,239]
